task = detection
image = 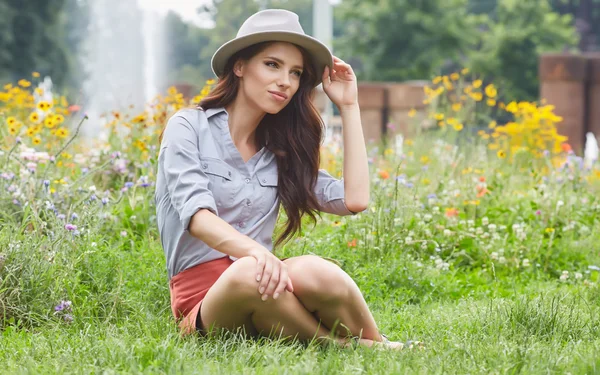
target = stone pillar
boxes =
[539,53,588,153]
[357,83,387,143]
[387,81,428,137]
[586,53,600,142]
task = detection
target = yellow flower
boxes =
[485,84,497,98]
[545,227,555,233]
[32,72,40,78]
[34,88,44,96]
[450,72,460,81]
[192,95,203,103]
[132,114,146,123]
[28,112,40,123]
[505,101,518,114]
[487,99,496,107]
[488,120,497,129]
[44,116,56,128]
[37,101,52,112]
[54,114,65,124]
[420,156,430,164]
[6,116,17,126]
[18,79,31,88]
[167,86,178,96]
[461,68,470,75]
[422,178,431,185]
[434,113,444,121]
[26,127,36,137]
[452,123,464,131]
[452,103,462,112]
[8,125,18,135]
[55,128,69,138]
[472,79,482,88]
[206,79,216,85]
[408,108,417,118]
[497,150,506,158]
[3,83,12,90]
[32,137,41,145]
[447,117,458,126]
[432,76,442,84]
[405,139,414,146]
[488,144,500,150]
[481,134,490,140]
[471,92,483,101]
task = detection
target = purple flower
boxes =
[535,210,541,216]
[65,223,77,231]
[111,151,121,159]
[57,214,66,220]
[71,213,79,220]
[405,182,414,188]
[43,180,50,187]
[101,197,109,205]
[15,137,22,144]
[63,314,74,323]
[90,194,97,201]
[54,300,72,312]
[427,193,437,199]
[82,167,89,174]
[124,182,134,188]
[543,150,550,157]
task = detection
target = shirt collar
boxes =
[204,107,227,119]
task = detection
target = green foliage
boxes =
[334,0,484,81]
[467,0,579,101]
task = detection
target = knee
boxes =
[224,256,260,296]
[287,255,351,303]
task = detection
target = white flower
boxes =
[499,256,506,264]
[488,224,497,232]
[443,229,452,236]
[575,272,583,279]
[424,214,432,222]
[91,242,97,247]
[433,206,440,213]
[89,185,96,192]
[120,231,127,237]
[522,258,530,267]
[482,217,489,226]
[491,252,499,260]
[405,236,413,243]
[467,220,475,227]
[557,200,564,208]
[560,270,569,281]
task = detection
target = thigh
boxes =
[199,256,260,336]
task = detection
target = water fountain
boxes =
[80,0,166,139]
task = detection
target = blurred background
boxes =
[0,0,597,145]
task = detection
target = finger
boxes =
[259,258,273,296]
[286,275,294,293]
[322,66,330,86]
[263,262,280,300]
[255,254,265,282]
[273,265,288,300]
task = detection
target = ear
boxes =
[233,60,244,78]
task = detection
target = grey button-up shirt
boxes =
[155,107,357,279]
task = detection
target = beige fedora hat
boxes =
[211,9,333,87]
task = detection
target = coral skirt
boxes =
[169,256,234,336]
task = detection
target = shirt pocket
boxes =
[256,169,279,214]
[200,157,235,210]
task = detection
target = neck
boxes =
[224,95,266,148]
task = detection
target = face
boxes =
[233,42,304,114]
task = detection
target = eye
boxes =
[293,70,303,77]
[266,61,278,68]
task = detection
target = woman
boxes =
[156,9,408,350]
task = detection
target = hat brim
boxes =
[211,31,333,87]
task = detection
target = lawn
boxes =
[1,73,600,374]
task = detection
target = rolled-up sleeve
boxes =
[313,169,359,216]
[159,114,218,231]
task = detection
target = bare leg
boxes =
[200,257,339,344]
[284,255,383,341]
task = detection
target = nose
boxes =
[276,72,291,89]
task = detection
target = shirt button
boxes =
[244,178,250,183]
[202,163,208,169]
[239,222,245,228]
[246,199,251,206]
[262,179,267,183]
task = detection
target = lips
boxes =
[268,90,288,100]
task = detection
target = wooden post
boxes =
[539,53,589,154]
[357,83,387,143]
[586,53,600,142]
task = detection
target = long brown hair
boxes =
[175,42,324,249]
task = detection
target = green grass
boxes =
[1,132,600,373]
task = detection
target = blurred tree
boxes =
[468,0,578,100]
[334,0,484,82]
[1,0,72,87]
